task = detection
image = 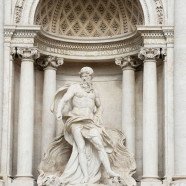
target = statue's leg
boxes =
[90,134,120,178]
[71,125,89,183]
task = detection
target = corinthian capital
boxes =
[37,55,64,70]
[115,56,141,70]
[138,48,160,61]
[17,47,40,60]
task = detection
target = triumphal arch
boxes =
[1,0,186,185]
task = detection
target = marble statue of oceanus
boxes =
[37,67,136,186]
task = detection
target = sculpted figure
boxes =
[37,67,136,186]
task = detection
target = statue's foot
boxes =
[108,170,120,178]
[81,176,89,183]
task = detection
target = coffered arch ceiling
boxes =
[34,0,144,38]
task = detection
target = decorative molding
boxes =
[14,0,26,23]
[37,55,64,70]
[8,25,41,45]
[138,47,160,61]
[154,0,164,25]
[35,31,143,59]
[16,47,40,60]
[4,28,15,43]
[115,56,142,70]
[137,26,166,46]
[162,27,174,45]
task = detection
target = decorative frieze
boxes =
[137,26,166,47]
[4,28,15,43]
[4,25,40,45]
[35,32,142,59]
[163,27,174,45]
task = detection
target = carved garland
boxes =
[14,0,26,23]
[154,0,164,24]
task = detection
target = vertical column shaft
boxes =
[143,60,158,177]
[38,56,63,154]
[16,48,39,178]
[115,56,137,155]
[42,68,56,151]
[139,48,160,182]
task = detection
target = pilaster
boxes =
[0,28,15,186]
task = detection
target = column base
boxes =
[12,177,36,186]
[141,178,162,186]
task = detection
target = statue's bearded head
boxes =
[79,67,94,82]
[79,67,94,92]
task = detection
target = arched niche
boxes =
[13,0,165,26]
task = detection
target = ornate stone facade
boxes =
[1,0,185,186]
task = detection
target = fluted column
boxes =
[115,56,138,155]
[139,48,161,185]
[38,56,64,154]
[172,0,186,185]
[15,48,39,185]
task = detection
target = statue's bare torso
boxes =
[69,84,96,118]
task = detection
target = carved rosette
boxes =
[115,56,141,70]
[38,55,64,70]
[138,48,160,62]
[17,47,40,61]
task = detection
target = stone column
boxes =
[115,56,138,155]
[15,48,39,186]
[0,0,4,173]
[172,0,186,184]
[138,48,161,185]
[38,56,64,154]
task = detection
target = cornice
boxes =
[35,31,143,60]
[5,25,41,45]
[162,26,174,45]
[137,26,166,47]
